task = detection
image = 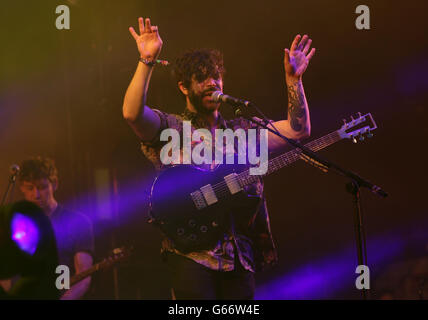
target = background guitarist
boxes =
[17,157,94,300]
[123,17,315,299]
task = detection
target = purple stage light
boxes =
[10,213,40,255]
[255,231,407,299]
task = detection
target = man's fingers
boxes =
[297,35,309,51]
[284,49,290,64]
[307,48,316,61]
[302,39,312,54]
[145,18,152,32]
[290,35,301,53]
[129,27,139,40]
[151,26,158,33]
[138,17,144,34]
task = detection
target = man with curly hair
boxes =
[123,17,315,299]
[17,157,94,299]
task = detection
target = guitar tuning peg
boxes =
[352,136,357,144]
[358,112,362,118]
[367,131,373,138]
[359,135,365,141]
[343,119,347,127]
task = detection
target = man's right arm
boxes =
[122,17,163,141]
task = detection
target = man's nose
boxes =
[34,189,41,199]
[206,77,220,88]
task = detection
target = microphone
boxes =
[211,91,251,107]
[10,164,20,175]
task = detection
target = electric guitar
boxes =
[70,247,132,287]
[149,113,377,253]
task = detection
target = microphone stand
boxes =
[1,168,19,207]
[233,101,387,300]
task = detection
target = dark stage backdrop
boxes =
[1,0,427,299]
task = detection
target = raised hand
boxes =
[129,17,163,60]
[284,35,315,81]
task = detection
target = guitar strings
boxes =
[235,132,339,189]
[210,131,341,198]
[212,131,340,196]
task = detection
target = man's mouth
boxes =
[203,90,219,99]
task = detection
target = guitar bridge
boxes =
[190,190,207,210]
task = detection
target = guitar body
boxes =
[149,164,257,253]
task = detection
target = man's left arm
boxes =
[61,252,93,300]
[267,34,316,153]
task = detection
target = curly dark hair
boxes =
[19,157,58,184]
[174,48,225,93]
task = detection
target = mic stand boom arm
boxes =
[1,168,19,206]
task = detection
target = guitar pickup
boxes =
[200,184,218,206]
[224,173,243,195]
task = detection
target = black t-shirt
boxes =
[50,205,94,275]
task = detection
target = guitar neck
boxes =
[238,130,342,186]
[70,261,105,287]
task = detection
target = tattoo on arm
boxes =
[287,83,306,132]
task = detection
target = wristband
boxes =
[139,58,169,67]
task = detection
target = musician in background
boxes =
[18,157,94,299]
[123,17,315,299]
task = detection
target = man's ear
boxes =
[51,179,58,192]
[178,81,189,96]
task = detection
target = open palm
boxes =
[129,17,163,60]
[284,35,315,79]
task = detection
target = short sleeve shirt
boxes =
[50,205,94,275]
[141,108,278,272]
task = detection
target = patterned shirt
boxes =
[141,108,278,272]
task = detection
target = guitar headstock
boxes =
[338,112,377,143]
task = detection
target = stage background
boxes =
[1,0,427,299]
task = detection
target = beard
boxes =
[188,88,219,115]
